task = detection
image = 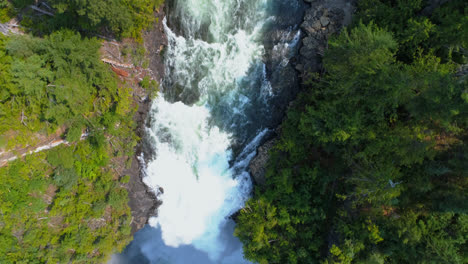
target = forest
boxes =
[1,0,163,39]
[1,0,466,263]
[0,0,162,263]
[235,0,467,263]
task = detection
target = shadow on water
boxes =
[111,221,250,264]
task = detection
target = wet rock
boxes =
[124,96,161,235]
[295,64,304,72]
[249,139,277,185]
[421,0,450,16]
[248,1,356,189]
[267,65,300,126]
[320,16,330,27]
[123,8,168,235]
[143,10,168,82]
[257,1,306,130]
[125,159,160,234]
[267,0,307,28]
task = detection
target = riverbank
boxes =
[1,6,168,234]
[0,1,171,262]
[115,1,315,263]
[116,8,168,234]
[237,0,467,263]
[249,0,355,186]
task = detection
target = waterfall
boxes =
[113,0,305,263]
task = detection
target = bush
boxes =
[66,123,84,143]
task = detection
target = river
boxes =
[113,0,305,263]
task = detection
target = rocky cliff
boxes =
[249,0,355,186]
[121,9,168,234]
[298,0,354,74]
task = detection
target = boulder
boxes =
[320,16,330,27]
[249,139,277,185]
[298,0,353,80]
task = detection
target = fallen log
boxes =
[101,58,134,69]
[111,66,130,77]
[30,5,55,17]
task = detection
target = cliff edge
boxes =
[249,0,355,186]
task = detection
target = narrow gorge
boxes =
[115,0,307,263]
[1,0,465,263]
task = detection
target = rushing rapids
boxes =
[114,0,305,263]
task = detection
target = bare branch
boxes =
[30,5,55,17]
[21,110,28,127]
[102,58,133,69]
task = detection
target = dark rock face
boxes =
[267,65,300,126]
[257,0,306,133]
[123,95,161,235]
[123,153,160,234]
[143,10,168,83]
[249,138,277,185]
[124,9,168,235]
[298,0,354,75]
[248,0,355,186]
[421,0,450,16]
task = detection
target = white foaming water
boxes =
[143,98,257,261]
[143,4,270,259]
[275,30,301,67]
[162,15,265,104]
[137,0,302,263]
[143,98,252,259]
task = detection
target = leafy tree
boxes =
[0,3,149,261]
[355,0,467,64]
[9,0,164,38]
[0,0,13,22]
[236,8,467,263]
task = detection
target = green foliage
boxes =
[354,0,467,64]
[430,0,468,64]
[0,141,133,263]
[0,0,8,8]
[7,0,33,9]
[0,0,14,22]
[0,3,144,261]
[0,31,122,148]
[47,146,75,169]
[140,76,151,89]
[236,5,467,264]
[66,121,84,143]
[326,240,364,264]
[132,44,147,65]
[0,57,138,261]
[13,0,164,39]
[140,76,160,99]
[120,175,131,184]
[325,22,397,78]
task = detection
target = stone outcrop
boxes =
[123,92,162,234]
[122,9,168,234]
[248,0,355,186]
[298,0,354,75]
[249,138,277,185]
